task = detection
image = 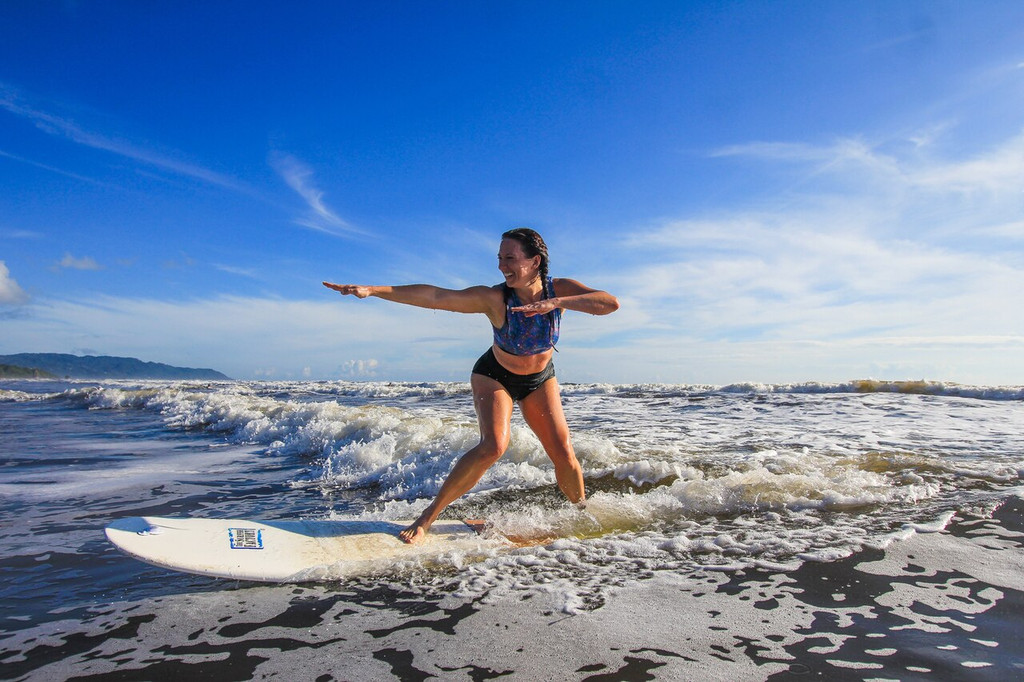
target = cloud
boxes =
[1,271,1021,384]
[909,131,1024,193]
[0,82,242,190]
[56,253,102,271]
[0,148,104,185]
[337,358,380,378]
[270,152,365,238]
[0,261,29,305]
[162,254,197,270]
[711,127,1024,198]
[607,127,1024,382]
[977,220,1024,240]
[214,263,259,279]
[0,293,487,381]
[0,228,44,239]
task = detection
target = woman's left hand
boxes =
[510,298,560,317]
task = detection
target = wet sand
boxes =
[4,497,1024,681]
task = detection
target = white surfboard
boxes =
[104,516,502,583]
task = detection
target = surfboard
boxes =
[104,516,502,582]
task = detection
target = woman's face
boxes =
[497,238,540,287]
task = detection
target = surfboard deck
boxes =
[104,516,503,583]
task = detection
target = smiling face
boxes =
[497,238,541,288]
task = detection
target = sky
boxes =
[1,1,1023,385]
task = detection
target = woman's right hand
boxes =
[323,282,374,298]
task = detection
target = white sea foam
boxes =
[0,440,259,502]
[906,510,957,533]
[0,388,44,402]
[7,377,1023,580]
[561,379,1024,401]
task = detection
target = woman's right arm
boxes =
[322,281,498,316]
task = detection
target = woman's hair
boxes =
[502,227,550,292]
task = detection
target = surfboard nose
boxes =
[104,516,167,544]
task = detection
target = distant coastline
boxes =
[0,353,230,381]
[0,364,58,379]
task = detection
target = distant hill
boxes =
[0,353,230,380]
[0,364,58,379]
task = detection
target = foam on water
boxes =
[3,378,1023,594]
[561,379,1024,401]
[0,441,258,502]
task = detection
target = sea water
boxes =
[1,378,1023,677]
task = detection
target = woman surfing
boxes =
[323,228,619,543]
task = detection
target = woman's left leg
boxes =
[398,373,515,544]
[518,377,585,504]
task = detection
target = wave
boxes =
[5,379,1021,516]
[5,376,1022,405]
[5,377,1023,577]
[562,379,1024,401]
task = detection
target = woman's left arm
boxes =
[513,278,620,317]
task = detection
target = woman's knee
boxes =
[554,452,581,474]
[472,437,508,465]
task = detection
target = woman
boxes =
[323,228,619,543]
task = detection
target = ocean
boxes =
[2,378,1023,680]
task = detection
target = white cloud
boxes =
[4,101,1022,384]
[909,131,1024,193]
[0,294,489,381]
[976,220,1024,240]
[711,127,1024,200]
[57,253,102,271]
[214,263,259,279]
[338,358,380,378]
[0,229,44,239]
[1,273,1021,385]
[270,153,365,238]
[621,216,1019,346]
[0,261,28,305]
[605,128,1024,383]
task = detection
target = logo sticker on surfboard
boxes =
[228,527,263,550]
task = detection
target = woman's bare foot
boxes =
[398,521,428,544]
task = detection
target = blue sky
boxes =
[2,1,1023,384]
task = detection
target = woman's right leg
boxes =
[399,373,514,544]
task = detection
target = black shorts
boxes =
[472,347,555,402]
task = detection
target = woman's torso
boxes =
[486,279,560,375]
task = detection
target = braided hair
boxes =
[502,227,550,297]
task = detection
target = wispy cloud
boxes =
[910,131,1024,193]
[0,82,243,191]
[711,126,1024,197]
[0,148,104,185]
[55,253,102,271]
[0,229,44,240]
[612,127,1024,381]
[0,293,482,380]
[0,261,29,305]
[214,263,259,279]
[270,152,365,238]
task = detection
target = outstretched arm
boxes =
[510,278,619,317]
[322,281,498,316]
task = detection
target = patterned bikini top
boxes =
[492,278,561,356]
